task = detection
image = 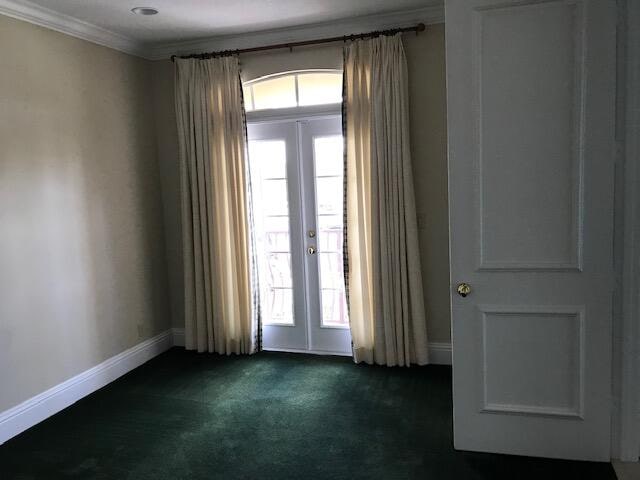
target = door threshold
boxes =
[263,347,352,358]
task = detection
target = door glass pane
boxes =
[248,140,294,325]
[297,73,342,106]
[313,135,349,327]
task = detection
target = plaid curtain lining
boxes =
[341,49,352,324]
[239,71,262,353]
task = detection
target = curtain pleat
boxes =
[343,34,429,366]
[175,57,258,355]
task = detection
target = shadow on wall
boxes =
[0,13,170,411]
[152,60,184,331]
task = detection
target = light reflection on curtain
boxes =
[175,56,258,354]
[343,34,429,366]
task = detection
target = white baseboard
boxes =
[0,329,174,445]
[172,327,185,347]
[428,342,452,365]
[613,460,640,480]
[171,328,451,365]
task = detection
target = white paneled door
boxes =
[248,116,351,355]
[445,0,616,461]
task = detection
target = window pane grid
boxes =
[248,140,295,325]
[313,135,349,328]
[244,71,342,112]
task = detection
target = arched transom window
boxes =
[243,70,342,112]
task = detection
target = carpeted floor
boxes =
[0,348,617,479]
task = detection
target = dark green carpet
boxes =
[0,348,616,479]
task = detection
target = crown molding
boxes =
[147,4,445,61]
[0,0,148,58]
[0,0,444,61]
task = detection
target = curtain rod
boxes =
[171,23,425,62]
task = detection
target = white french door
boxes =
[247,115,352,355]
[446,0,616,461]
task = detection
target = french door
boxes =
[247,115,352,355]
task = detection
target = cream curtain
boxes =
[175,56,258,354]
[343,34,429,366]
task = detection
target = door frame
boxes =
[613,0,640,463]
[246,103,352,357]
[246,103,341,124]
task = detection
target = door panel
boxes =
[300,118,352,354]
[446,0,615,461]
[477,1,583,270]
[248,121,307,351]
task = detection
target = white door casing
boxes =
[614,0,640,461]
[446,0,616,461]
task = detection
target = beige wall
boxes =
[405,25,451,343]
[151,60,183,331]
[152,24,451,343]
[0,16,170,411]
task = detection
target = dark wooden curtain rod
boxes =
[171,23,425,61]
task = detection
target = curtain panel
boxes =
[343,34,429,366]
[174,56,258,355]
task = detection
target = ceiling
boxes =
[0,0,443,59]
[22,0,440,45]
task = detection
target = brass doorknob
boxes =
[457,283,471,297]
[307,246,317,255]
